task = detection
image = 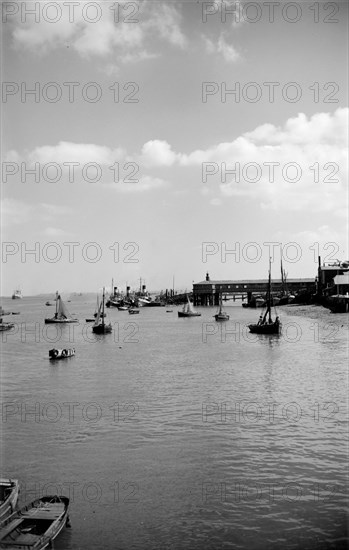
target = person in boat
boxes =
[257,315,263,325]
[275,316,280,325]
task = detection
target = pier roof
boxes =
[194,278,314,286]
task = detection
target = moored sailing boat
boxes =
[92,288,112,334]
[178,296,201,317]
[248,261,281,334]
[214,298,230,321]
[45,293,78,324]
[94,295,106,317]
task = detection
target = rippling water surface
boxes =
[1,296,348,549]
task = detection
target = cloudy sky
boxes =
[2,0,348,295]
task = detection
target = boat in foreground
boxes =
[49,348,75,360]
[0,480,19,520]
[248,261,281,335]
[0,495,69,549]
[214,299,230,321]
[0,321,15,332]
[92,288,112,334]
[45,293,78,324]
[128,307,140,314]
[178,297,201,317]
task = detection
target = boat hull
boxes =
[92,324,112,334]
[49,348,75,360]
[215,314,230,321]
[106,299,121,308]
[137,298,152,307]
[0,324,14,332]
[0,496,69,550]
[178,312,201,317]
[0,480,19,520]
[323,295,349,313]
[44,319,78,324]
[248,322,281,334]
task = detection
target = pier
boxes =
[193,273,315,306]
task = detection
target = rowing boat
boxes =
[0,480,19,520]
[0,495,70,549]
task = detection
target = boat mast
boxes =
[55,291,59,319]
[268,258,272,322]
[102,288,105,327]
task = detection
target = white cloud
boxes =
[179,108,348,213]
[8,1,187,59]
[27,141,125,165]
[6,108,347,209]
[145,4,187,49]
[204,33,240,63]
[139,140,178,168]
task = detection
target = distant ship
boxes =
[11,288,22,300]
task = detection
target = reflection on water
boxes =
[1,297,348,549]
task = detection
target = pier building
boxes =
[193,273,315,306]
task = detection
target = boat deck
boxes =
[22,503,65,520]
[0,504,65,545]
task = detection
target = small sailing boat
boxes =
[178,296,201,317]
[45,292,78,324]
[94,295,106,317]
[214,297,230,321]
[248,261,281,335]
[92,288,112,334]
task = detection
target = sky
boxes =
[1,0,348,295]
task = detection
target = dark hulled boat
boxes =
[248,261,281,335]
[92,288,112,334]
[214,298,230,321]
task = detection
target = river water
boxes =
[1,296,348,549]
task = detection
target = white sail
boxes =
[93,300,103,327]
[187,297,195,313]
[57,296,70,319]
